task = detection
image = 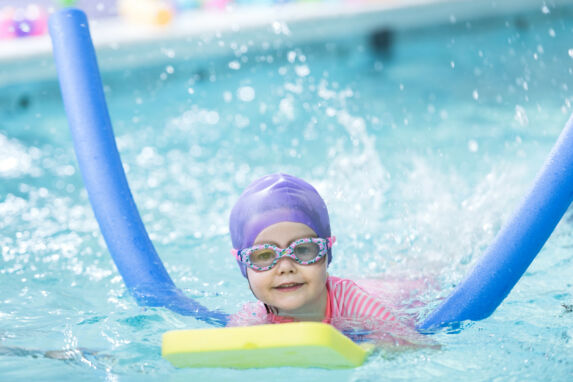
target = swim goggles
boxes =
[232,236,336,271]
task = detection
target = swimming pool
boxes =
[1,1,573,380]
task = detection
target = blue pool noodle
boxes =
[49,9,227,326]
[419,113,573,330]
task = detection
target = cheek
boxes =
[246,269,271,295]
[303,261,328,285]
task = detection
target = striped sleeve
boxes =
[332,278,395,321]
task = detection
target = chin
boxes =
[274,301,305,314]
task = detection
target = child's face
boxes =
[246,222,328,319]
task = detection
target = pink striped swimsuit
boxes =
[228,276,395,326]
[325,276,396,322]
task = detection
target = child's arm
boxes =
[227,301,271,327]
[367,319,440,350]
[336,315,439,350]
[332,279,440,349]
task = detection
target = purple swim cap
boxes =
[230,173,332,277]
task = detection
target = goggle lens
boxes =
[250,248,277,267]
[292,242,320,262]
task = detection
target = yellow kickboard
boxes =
[162,322,369,369]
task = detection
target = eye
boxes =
[250,249,276,266]
[293,242,320,261]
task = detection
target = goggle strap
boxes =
[327,236,336,249]
[231,249,240,260]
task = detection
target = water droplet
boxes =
[0,157,19,173]
[162,48,175,58]
[514,105,528,126]
[206,111,219,125]
[295,65,310,77]
[237,86,255,102]
[166,65,174,74]
[272,21,290,35]
[568,49,573,58]
[472,90,479,100]
[223,91,232,102]
[228,60,241,70]
[187,88,194,95]
[548,28,556,37]
[285,82,302,94]
[18,22,31,33]
[468,140,479,152]
[541,4,550,14]
[287,51,296,63]
[234,114,250,129]
[279,98,294,120]
[450,61,455,68]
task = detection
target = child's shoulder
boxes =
[327,275,363,291]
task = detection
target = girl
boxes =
[228,173,435,347]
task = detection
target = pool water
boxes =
[1,5,573,381]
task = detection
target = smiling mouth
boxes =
[274,282,304,290]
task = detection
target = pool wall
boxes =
[1,0,572,87]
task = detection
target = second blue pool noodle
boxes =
[49,9,227,325]
[419,113,573,330]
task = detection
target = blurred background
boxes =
[1,0,572,380]
[0,0,383,38]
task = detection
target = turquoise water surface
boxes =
[1,4,573,381]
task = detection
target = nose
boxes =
[274,256,297,274]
